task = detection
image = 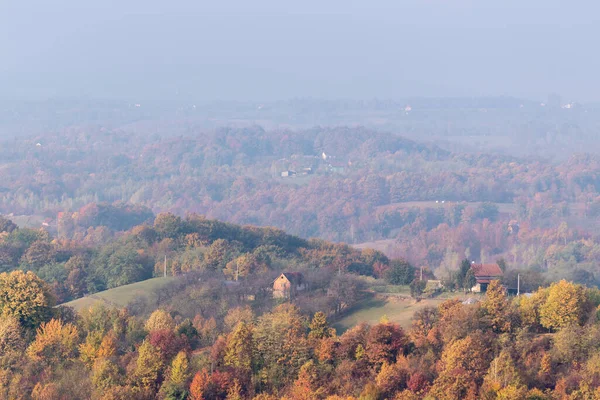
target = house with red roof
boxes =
[470,263,503,293]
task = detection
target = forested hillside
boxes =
[0,212,406,306]
[3,99,600,398]
[4,118,600,284]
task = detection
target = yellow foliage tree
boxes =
[496,384,528,400]
[168,351,189,385]
[482,280,512,333]
[516,288,548,329]
[226,379,243,400]
[145,309,175,332]
[376,362,408,396]
[79,330,104,367]
[431,333,491,399]
[539,280,586,330]
[0,270,56,329]
[134,340,163,389]
[224,322,254,375]
[97,332,117,359]
[27,319,79,365]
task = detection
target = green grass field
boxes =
[332,290,475,334]
[63,277,175,312]
[333,296,447,333]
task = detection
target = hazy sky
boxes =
[1,0,599,102]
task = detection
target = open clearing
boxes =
[63,277,175,312]
[333,291,472,334]
[333,296,448,333]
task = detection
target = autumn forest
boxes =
[2,98,600,399]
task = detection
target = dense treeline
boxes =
[5,125,600,280]
[4,125,600,239]
[2,269,600,399]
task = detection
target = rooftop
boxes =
[471,263,503,278]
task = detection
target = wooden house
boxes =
[273,272,306,299]
[470,263,503,293]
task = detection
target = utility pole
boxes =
[517,273,520,296]
[420,266,423,281]
[163,255,167,278]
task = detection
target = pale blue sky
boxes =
[1,0,598,101]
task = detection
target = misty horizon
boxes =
[2,0,599,103]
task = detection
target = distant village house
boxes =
[273,272,306,299]
[470,263,503,293]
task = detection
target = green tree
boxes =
[386,259,415,285]
[0,216,17,233]
[154,213,184,239]
[497,258,507,272]
[308,311,333,340]
[457,259,472,290]
[93,242,153,289]
[92,358,123,391]
[463,269,476,292]
[22,240,55,270]
[409,279,427,299]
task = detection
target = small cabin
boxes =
[470,263,503,293]
[281,170,296,177]
[273,272,306,299]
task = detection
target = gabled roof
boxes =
[471,263,503,278]
[276,272,304,285]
